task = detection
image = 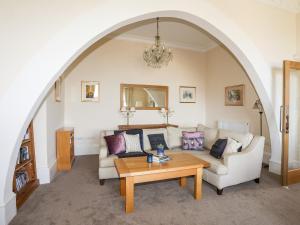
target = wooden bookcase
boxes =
[13,121,39,208]
[56,127,75,171]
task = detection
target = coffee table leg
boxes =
[179,177,187,187]
[194,168,203,200]
[120,178,125,196]
[125,177,134,213]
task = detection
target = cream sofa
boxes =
[98,125,265,194]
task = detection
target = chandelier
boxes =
[143,18,173,68]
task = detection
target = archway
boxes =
[0,6,280,224]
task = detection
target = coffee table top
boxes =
[114,152,210,177]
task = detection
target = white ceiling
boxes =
[111,18,219,52]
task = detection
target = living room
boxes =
[1,1,300,225]
[31,16,271,180]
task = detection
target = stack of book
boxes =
[19,146,30,163]
[15,171,29,191]
[152,154,170,163]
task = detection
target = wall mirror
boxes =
[120,84,168,110]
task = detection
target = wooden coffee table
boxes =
[114,152,210,213]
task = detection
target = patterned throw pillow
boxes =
[182,131,204,150]
[123,133,143,153]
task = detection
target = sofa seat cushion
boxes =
[193,151,228,175]
[99,154,118,168]
[161,148,228,175]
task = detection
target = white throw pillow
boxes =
[223,137,242,156]
[219,129,253,149]
[124,133,142,153]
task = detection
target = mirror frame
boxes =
[120,83,169,110]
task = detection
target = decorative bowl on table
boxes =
[156,144,165,156]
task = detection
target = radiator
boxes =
[217,120,250,133]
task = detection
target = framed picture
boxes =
[179,86,196,103]
[225,84,244,106]
[81,81,100,102]
[55,77,62,102]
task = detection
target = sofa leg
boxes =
[254,178,260,184]
[217,188,223,195]
[99,179,105,185]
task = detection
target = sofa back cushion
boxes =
[218,129,253,149]
[167,127,181,148]
[197,124,219,149]
[143,128,168,150]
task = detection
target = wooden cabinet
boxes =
[56,127,75,171]
[13,121,39,208]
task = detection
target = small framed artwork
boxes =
[225,84,244,106]
[55,77,62,102]
[81,81,100,102]
[179,86,196,103]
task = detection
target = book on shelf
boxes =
[15,171,29,192]
[19,146,30,163]
[23,129,30,140]
[152,154,170,163]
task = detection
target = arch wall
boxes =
[0,1,282,224]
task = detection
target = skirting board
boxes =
[0,193,16,225]
[36,160,57,184]
[269,159,300,175]
[269,160,281,175]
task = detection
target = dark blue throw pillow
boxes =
[114,129,144,150]
[147,133,168,150]
[210,139,228,159]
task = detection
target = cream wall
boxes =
[205,47,271,162]
[208,0,297,67]
[64,39,207,155]
[0,1,299,224]
[297,13,300,57]
[33,83,64,183]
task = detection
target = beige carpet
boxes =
[10,155,300,225]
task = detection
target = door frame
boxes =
[281,60,300,186]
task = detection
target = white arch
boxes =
[0,2,280,223]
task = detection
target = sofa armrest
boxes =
[99,145,109,159]
[223,136,265,176]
